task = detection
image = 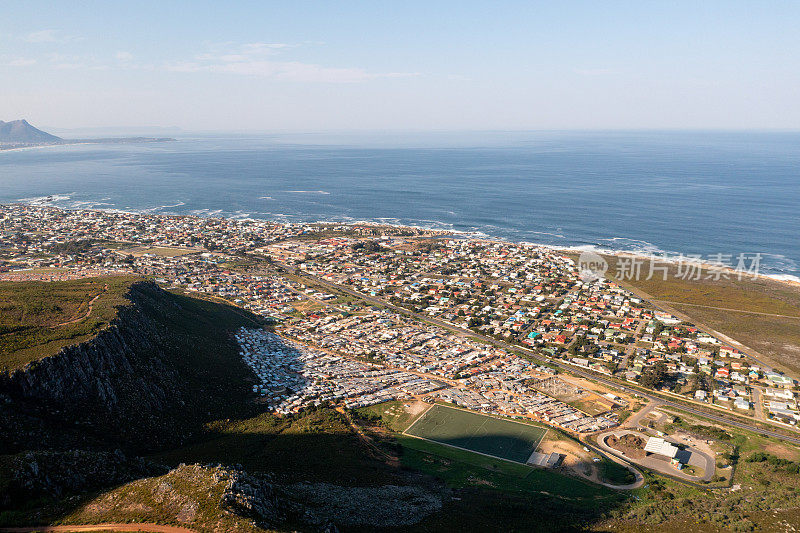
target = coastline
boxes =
[299,217,800,286]
[0,138,176,153]
[4,200,800,287]
[562,247,800,289]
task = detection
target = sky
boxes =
[1,1,799,132]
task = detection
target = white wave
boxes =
[263,212,299,222]
[17,193,73,206]
[409,218,456,228]
[598,237,667,255]
[159,201,186,209]
[286,190,331,195]
[259,196,274,200]
[139,201,186,213]
[539,243,800,282]
[188,208,224,218]
[527,230,566,239]
[68,201,115,209]
[760,253,798,271]
[547,244,611,253]
[764,273,800,284]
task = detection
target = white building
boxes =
[644,437,679,459]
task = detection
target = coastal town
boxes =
[5,3,800,530]
[1,203,799,436]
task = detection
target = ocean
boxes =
[1,130,799,280]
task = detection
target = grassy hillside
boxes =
[22,406,626,533]
[0,277,269,456]
[21,274,800,531]
[0,276,135,372]
[597,411,800,532]
[152,408,402,487]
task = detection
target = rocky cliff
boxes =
[39,463,446,532]
[221,466,444,529]
[0,281,258,455]
[0,449,164,508]
[0,281,452,530]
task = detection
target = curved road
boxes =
[574,437,645,490]
[282,263,800,447]
[52,284,108,328]
[596,429,715,483]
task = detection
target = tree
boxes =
[639,361,668,389]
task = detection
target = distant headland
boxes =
[0,119,176,150]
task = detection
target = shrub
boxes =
[745,452,800,474]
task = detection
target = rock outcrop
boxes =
[218,464,444,530]
[0,281,252,455]
[0,449,165,508]
[54,463,446,532]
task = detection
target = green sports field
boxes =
[404,404,546,464]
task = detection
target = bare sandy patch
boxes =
[405,400,429,416]
[765,443,800,460]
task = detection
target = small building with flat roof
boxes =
[644,437,679,459]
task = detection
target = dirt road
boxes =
[0,524,195,533]
[51,284,108,328]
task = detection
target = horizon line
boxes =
[40,126,800,135]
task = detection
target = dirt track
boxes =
[51,284,108,328]
[0,524,195,533]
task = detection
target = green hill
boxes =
[1,279,266,455]
[0,276,134,373]
[0,277,624,532]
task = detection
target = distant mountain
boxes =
[0,120,176,150]
[0,119,62,144]
[47,125,183,137]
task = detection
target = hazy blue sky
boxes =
[2,1,799,131]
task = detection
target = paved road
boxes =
[279,263,800,447]
[596,429,715,483]
[579,438,646,490]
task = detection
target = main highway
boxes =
[277,261,800,447]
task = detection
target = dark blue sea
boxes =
[1,131,798,280]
